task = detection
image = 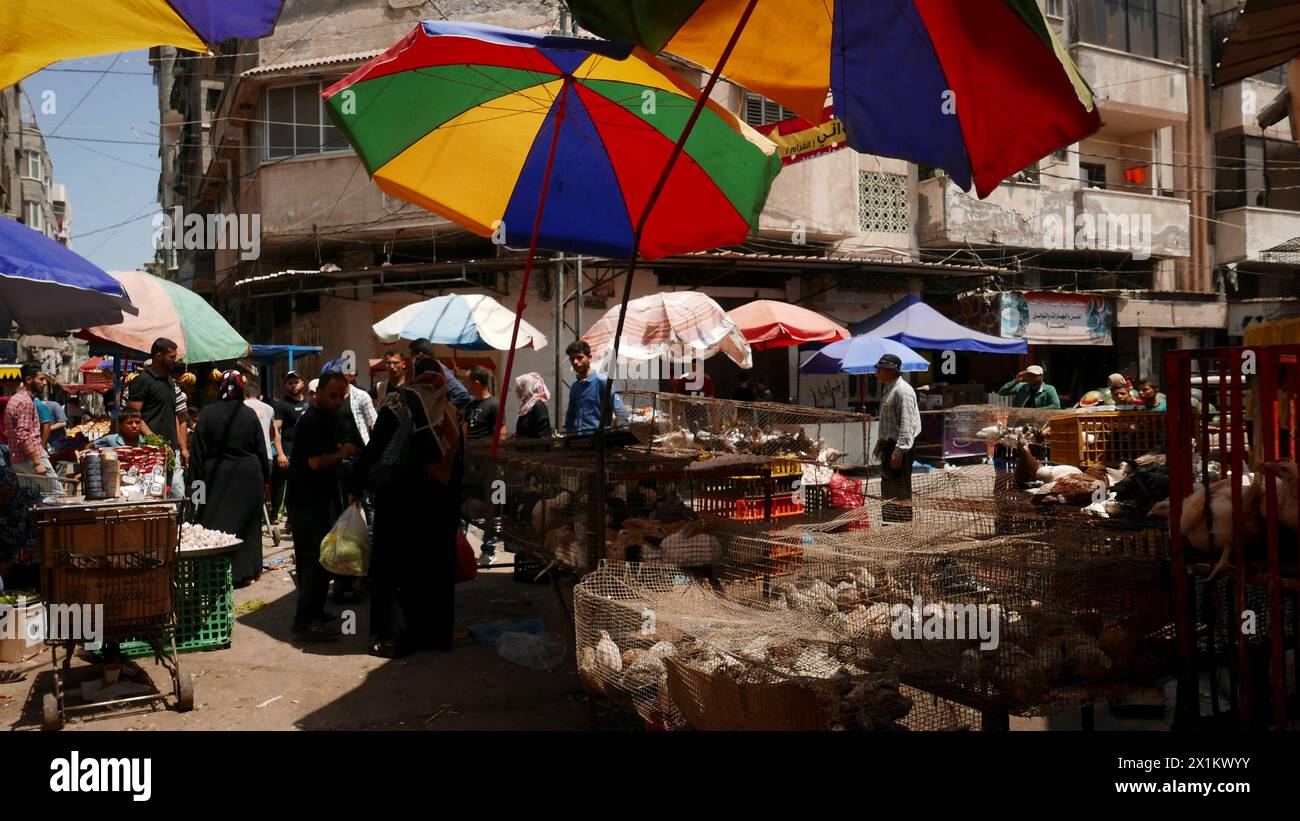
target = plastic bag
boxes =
[829,473,865,508]
[498,631,567,671]
[319,503,371,576]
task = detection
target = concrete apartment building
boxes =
[153,0,1300,412]
[0,84,58,241]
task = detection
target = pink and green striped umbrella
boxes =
[80,270,250,362]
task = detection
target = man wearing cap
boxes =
[873,354,922,524]
[998,365,1061,409]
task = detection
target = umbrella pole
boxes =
[490,78,572,460]
[594,0,760,460]
[113,347,123,414]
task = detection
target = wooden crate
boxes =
[1048,410,1166,467]
[44,566,172,641]
[664,657,828,731]
[36,503,178,568]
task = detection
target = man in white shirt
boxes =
[243,380,282,462]
[872,354,921,523]
[342,362,376,445]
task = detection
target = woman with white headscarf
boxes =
[513,373,553,439]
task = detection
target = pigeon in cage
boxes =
[928,556,992,596]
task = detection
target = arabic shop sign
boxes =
[755,106,848,166]
[1001,292,1113,346]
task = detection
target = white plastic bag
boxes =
[319,503,371,576]
[498,631,567,671]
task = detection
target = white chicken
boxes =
[595,630,622,673]
[531,490,572,531]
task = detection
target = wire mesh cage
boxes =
[620,390,872,467]
[943,404,1057,461]
[573,561,981,730]
[696,493,1173,718]
[464,440,788,574]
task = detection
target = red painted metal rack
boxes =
[1166,344,1299,729]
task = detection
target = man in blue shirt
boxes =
[564,340,626,434]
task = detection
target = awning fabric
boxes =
[849,294,1028,354]
[1214,0,1300,87]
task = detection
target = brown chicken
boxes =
[1031,463,1113,507]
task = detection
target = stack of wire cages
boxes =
[573,560,983,731]
[574,485,1177,728]
[463,439,787,576]
[619,390,873,525]
[620,390,871,466]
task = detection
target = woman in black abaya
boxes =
[349,359,463,658]
[191,370,270,585]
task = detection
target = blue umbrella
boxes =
[800,336,929,375]
[0,216,136,333]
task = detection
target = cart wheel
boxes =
[42,693,63,731]
[177,673,195,712]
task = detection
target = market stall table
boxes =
[33,497,193,729]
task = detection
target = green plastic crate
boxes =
[121,554,233,658]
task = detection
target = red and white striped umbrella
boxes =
[582,291,752,373]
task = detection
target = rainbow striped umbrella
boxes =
[80,271,250,363]
[566,0,1101,198]
[322,21,781,260]
[0,1,286,88]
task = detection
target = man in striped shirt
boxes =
[4,363,62,494]
[872,354,921,523]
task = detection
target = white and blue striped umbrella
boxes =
[372,292,547,351]
[800,335,928,375]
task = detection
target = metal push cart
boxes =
[34,498,194,730]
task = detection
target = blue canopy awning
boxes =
[0,215,136,334]
[250,344,324,360]
[849,294,1027,354]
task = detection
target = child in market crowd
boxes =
[95,409,144,448]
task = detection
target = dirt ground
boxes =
[1,532,640,732]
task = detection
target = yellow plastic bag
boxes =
[319,503,370,576]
